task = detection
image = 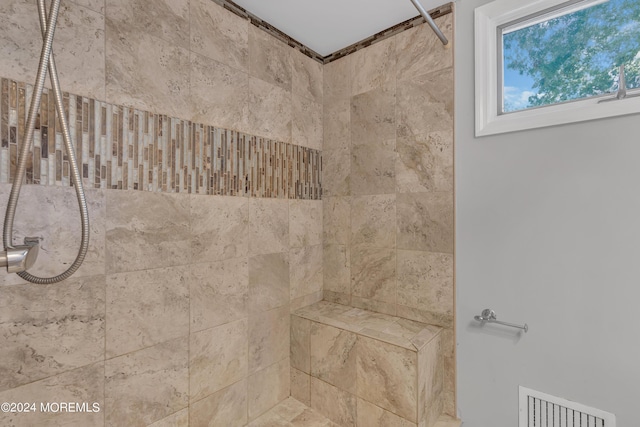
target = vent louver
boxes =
[519,386,616,427]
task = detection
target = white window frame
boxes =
[475,0,640,137]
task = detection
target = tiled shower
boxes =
[0,0,455,425]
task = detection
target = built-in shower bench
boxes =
[290,301,445,427]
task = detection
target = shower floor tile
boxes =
[248,397,340,426]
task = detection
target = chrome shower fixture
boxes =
[0,238,40,274]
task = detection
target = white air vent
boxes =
[519,386,616,427]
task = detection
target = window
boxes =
[475,0,640,136]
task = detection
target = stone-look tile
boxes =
[434,416,463,427]
[351,85,396,145]
[73,0,104,14]
[290,200,323,248]
[396,14,454,82]
[357,335,418,422]
[106,0,189,48]
[351,246,396,304]
[291,315,311,373]
[395,305,453,330]
[351,37,397,96]
[148,409,189,427]
[441,328,456,417]
[351,296,397,317]
[249,305,290,373]
[291,368,311,406]
[292,50,323,104]
[291,291,323,312]
[396,192,454,254]
[290,245,323,300]
[190,258,248,333]
[248,197,289,255]
[105,21,189,119]
[418,334,443,427]
[248,358,290,420]
[324,55,351,102]
[351,142,396,196]
[337,307,398,332]
[358,398,416,427]
[248,77,292,143]
[191,195,249,263]
[310,323,357,394]
[323,289,351,306]
[293,95,323,150]
[190,53,249,133]
[397,250,453,316]
[106,191,190,273]
[247,412,294,427]
[190,0,249,72]
[396,131,454,193]
[106,266,189,358]
[0,363,104,427]
[189,319,248,402]
[323,244,350,295]
[249,25,292,91]
[0,0,105,100]
[324,99,351,152]
[105,338,189,427]
[0,185,105,286]
[322,148,351,197]
[396,68,453,138]
[0,275,104,392]
[293,301,353,324]
[351,194,396,248]
[190,380,247,427]
[269,396,308,421]
[310,377,356,427]
[249,252,289,313]
[324,197,350,245]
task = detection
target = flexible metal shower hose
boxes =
[2,0,89,284]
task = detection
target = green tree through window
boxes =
[502,0,640,112]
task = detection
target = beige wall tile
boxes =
[310,377,356,427]
[351,296,397,317]
[350,85,396,145]
[351,246,396,304]
[290,368,311,406]
[324,56,352,102]
[323,197,350,245]
[396,305,453,330]
[323,289,352,306]
[418,334,443,427]
[290,200,323,248]
[148,409,189,427]
[351,37,397,96]
[351,194,396,248]
[290,245,323,300]
[249,252,289,313]
[396,68,454,138]
[350,143,396,196]
[0,185,105,286]
[106,0,189,48]
[310,322,357,394]
[249,25,292,91]
[292,50,323,104]
[322,148,351,197]
[106,191,190,273]
[190,258,249,333]
[324,99,351,151]
[190,380,247,427]
[396,131,454,194]
[189,319,248,402]
[106,266,189,358]
[323,244,350,295]
[105,27,189,119]
[190,0,249,72]
[290,315,311,373]
[291,291,323,312]
[105,338,189,426]
[249,305,290,373]
[0,363,104,427]
[397,250,453,316]
[249,198,289,256]
[0,275,105,392]
[396,192,454,254]
[248,77,292,143]
[190,53,250,132]
[248,358,290,420]
[357,335,418,422]
[0,0,106,100]
[73,0,104,14]
[191,195,249,263]
[358,398,417,427]
[396,14,453,83]
[292,94,323,150]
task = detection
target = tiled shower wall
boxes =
[0,0,323,426]
[321,12,456,416]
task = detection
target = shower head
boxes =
[1,238,40,274]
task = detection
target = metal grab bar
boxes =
[474,309,528,333]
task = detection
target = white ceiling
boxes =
[232,0,449,57]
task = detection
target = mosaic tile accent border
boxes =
[210,0,453,64]
[0,78,322,200]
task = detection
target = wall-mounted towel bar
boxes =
[474,308,528,333]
